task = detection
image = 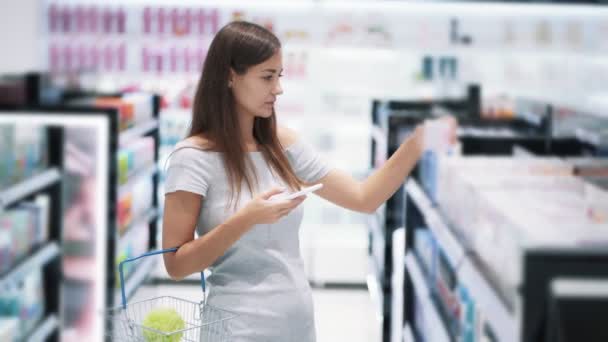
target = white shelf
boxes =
[115,256,157,307]
[118,163,158,198]
[367,257,384,323]
[119,119,159,147]
[516,109,543,127]
[367,214,384,240]
[0,168,61,211]
[405,180,465,266]
[458,260,517,342]
[27,314,59,342]
[405,179,518,342]
[402,324,415,342]
[405,253,450,342]
[575,127,604,147]
[0,242,60,287]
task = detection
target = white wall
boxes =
[0,0,41,74]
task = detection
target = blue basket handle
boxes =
[118,247,205,309]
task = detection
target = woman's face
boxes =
[230,50,283,119]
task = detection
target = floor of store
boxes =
[132,283,380,342]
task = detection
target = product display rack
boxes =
[44,96,162,310]
[1,77,162,341]
[403,176,608,342]
[395,104,608,341]
[368,84,482,342]
[0,123,64,342]
[368,92,600,342]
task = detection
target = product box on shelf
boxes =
[117,178,154,235]
[19,269,45,337]
[118,137,155,185]
[0,268,45,340]
[115,221,150,285]
[75,93,154,132]
[432,248,461,339]
[0,125,48,188]
[0,318,18,342]
[0,198,49,275]
[413,228,436,284]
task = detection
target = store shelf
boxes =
[119,119,159,147]
[0,168,61,211]
[405,179,518,342]
[118,207,159,241]
[575,127,604,147]
[367,213,385,244]
[405,253,450,342]
[516,109,544,127]
[115,256,157,306]
[118,163,158,198]
[458,260,517,342]
[402,324,414,342]
[0,242,60,287]
[27,314,59,342]
[405,180,465,265]
[367,256,384,323]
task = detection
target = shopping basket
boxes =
[106,247,237,341]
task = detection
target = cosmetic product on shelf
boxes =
[0,318,18,341]
[0,125,48,188]
[117,177,154,235]
[0,198,50,275]
[0,268,45,340]
[118,137,155,185]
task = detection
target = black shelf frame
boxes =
[1,82,161,340]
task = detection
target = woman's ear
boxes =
[228,69,236,88]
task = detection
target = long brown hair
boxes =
[189,21,302,206]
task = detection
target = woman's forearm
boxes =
[360,128,424,213]
[164,212,254,280]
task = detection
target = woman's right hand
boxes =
[239,187,307,225]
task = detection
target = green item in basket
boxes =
[142,308,186,342]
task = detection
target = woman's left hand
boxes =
[417,115,459,153]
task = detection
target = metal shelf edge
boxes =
[405,253,451,342]
[405,180,465,265]
[0,168,61,210]
[0,242,61,287]
[119,119,159,147]
[27,314,59,342]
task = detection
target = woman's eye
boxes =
[263,75,273,81]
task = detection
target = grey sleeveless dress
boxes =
[164,139,331,342]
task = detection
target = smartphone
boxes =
[269,183,323,201]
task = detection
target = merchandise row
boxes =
[0,125,48,188]
[43,1,608,54]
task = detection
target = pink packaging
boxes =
[75,6,86,33]
[102,7,112,34]
[48,4,58,33]
[143,7,152,34]
[88,6,98,34]
[61,6,70,33]
[118,44,126,71]
[49,45,60,72]
[117,7,126,34]
[158,7,166,35]
[64,45,72,71]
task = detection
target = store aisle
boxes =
[132,283,380,342]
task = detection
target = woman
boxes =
[162,21,455,341]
